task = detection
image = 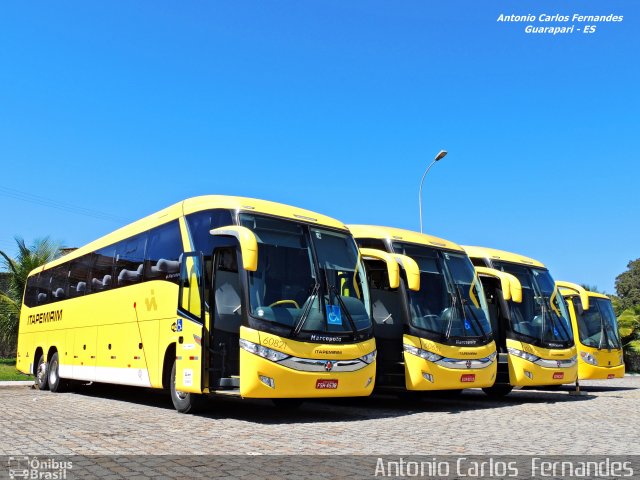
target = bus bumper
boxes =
[403,354,497,390]
[508,356,578,386]
[578,362,625,380]
[238,349,376,398]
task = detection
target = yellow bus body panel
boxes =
[238,327,376,398]
[506,339,577,386]
[402,334,497,390]
[577,349,625,380]
[561,291,625,381]
[16,280,179,388]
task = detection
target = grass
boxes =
[0,358,33,381]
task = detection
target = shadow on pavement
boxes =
[62,380,599,424]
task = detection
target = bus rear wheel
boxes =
[48,352,66,393]
[482,385,513,397]
[35,354,49,390]
[170,361,204,413]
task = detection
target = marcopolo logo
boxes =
[8,457,72,479]
[27,310,63,326]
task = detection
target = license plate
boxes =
[316,379,338,389]
[607,374,615,379]
[460,374,475,383]
[553,372,564,380]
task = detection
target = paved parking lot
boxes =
[1,376,638,458]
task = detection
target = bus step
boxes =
[214,377,240,388]
[212,388,241,397]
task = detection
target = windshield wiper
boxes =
[329,284,359,337]
[451,281,488,339]
[540,295,572,342]
[291,282,320,337]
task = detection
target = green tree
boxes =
[618,306,640,371]
[580,284,604,294]
[0,237,62,355]
[615,258,640,311]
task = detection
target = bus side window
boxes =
[115,234,147,287]
[50,264,69,301]
[36,270,52,305]
[69,255,92,298]
[91,246,116,292]
[145,221,183,284]
[24,274,40,307]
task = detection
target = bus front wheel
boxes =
[35,354,49,391]
[482,385,513,397]
[170,361,204,413]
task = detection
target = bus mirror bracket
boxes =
[210,226,258,272]
[391,254,420,291]
[556,281,590,311]
[359,248,400,289]
[474,266,523,303]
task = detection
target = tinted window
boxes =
[50,265,69,301]
[91,246,116,292]
[145,221,183,283]
[115,234,147,287]
[68,255,92,298]
[24,274,39,307]
[36,270,52,305]
[355,238,387,251]
[186,209,234,254]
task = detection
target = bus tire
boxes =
[170,361,204,413]
[482,385,513,397]
[48,352,66,393]
[35,354,49,391]
[272,398,304,409]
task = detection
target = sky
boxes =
[0,1,638,294]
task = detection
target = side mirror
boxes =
[474,266,523,303]
[391,254,420,291]
[210,226,258,272]
[359,248,400,289]
[556,281,590,311]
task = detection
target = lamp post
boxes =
[418,150,447,233]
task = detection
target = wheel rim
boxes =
[176,389,188,400]
[49,360,58,384]
[37,362,46,384]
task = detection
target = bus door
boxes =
[475,268,522,385]
[176,252,206,393]
[209,245,242,390]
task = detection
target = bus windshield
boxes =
[492,262,573,346]
[392,242,492,342]
[577,297,622,350]
[239,214,371,336]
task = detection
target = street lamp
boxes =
[418,149,447,233]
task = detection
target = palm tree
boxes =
[0,237,62,354]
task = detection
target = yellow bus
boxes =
[16,195,378,412]
[348,225,497,394]
[557,282,624,380]
[463,246,577,396]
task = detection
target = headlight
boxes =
[580,351,598,366]
[403,344,443,362]
[239,339,290,362]
[359,350,377,364]
[507,347,540,363]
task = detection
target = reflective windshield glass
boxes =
[493,262,573,344]
[577,297,621,349]
[239,214,371,334]
[392,242,492,340]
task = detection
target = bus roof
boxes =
[30,195,348,275]
[462,245,546,268]
[347,225,464,252]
